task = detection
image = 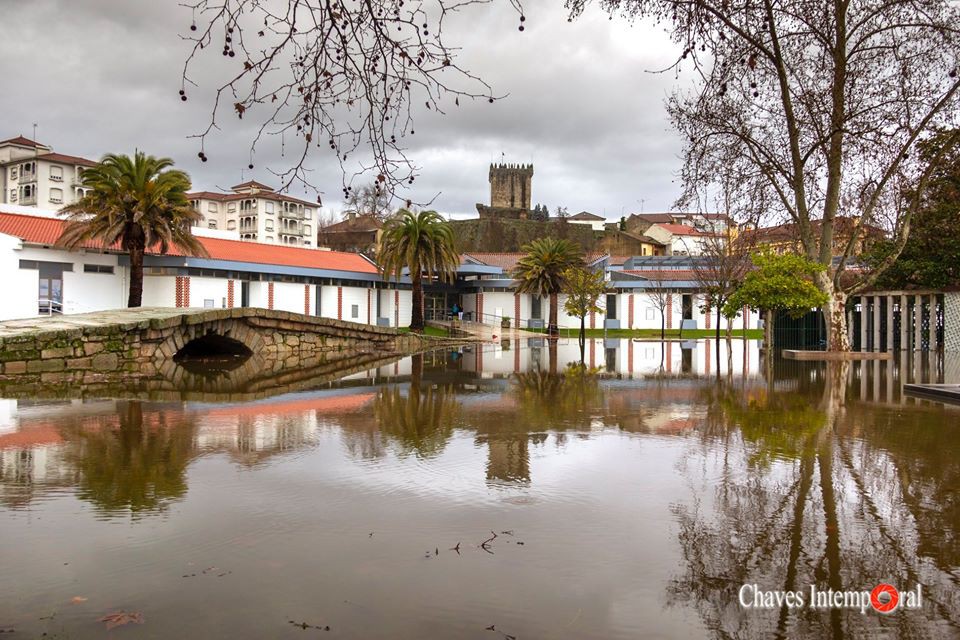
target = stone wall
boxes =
[451,218,597,253]
[0,307,427,384]
[944,292,960,353]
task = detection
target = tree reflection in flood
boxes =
[670,360,960,639]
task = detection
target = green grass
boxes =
[527,328,763,339]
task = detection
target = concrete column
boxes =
[859,296,868,352]
[929,294,939,350]
[872,295,881,351]
[885,295,894,352]
[914,294,923,351]
[847,308,854,346]
[900,294,909,350]
[873,358,880,402]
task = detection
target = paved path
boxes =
[0,307,205,339]
[432,320,544,341]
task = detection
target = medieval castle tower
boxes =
[489,163,533,210]
[477,163,544,220]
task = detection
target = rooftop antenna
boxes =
[32,123,38,158]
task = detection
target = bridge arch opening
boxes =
[174,332,253,363]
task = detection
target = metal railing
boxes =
[38,299,63,316]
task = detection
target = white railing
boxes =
[38,299,63,316]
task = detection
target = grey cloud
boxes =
[1,0,689,219]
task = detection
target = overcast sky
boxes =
[1,0,689,220]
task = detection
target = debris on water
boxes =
[479,531,498,554]
[99,611,144,630]
[368,532,374,537]
[485,624,517,639]
[288,620,330,631]
[70,596,88,604]
[449,542,461,555]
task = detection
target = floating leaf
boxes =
[99,611,145,631]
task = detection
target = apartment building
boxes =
[188,181,319,248]
[0,136,96,210]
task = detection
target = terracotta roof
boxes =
[231,180,275,191]
[0,135,44,148]
[37,152,97,167]
[0,210,377,274]
[627,213,675,223]
[649,223,704,236]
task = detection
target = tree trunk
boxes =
[823,284,850,352]
[764,309,774,353]
[410,271,424,331]
[549,292,559,336]
[127,246,145,308]
[579,316,586,364]
[660,310,665,340]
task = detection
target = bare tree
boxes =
[569,0,960,351]
[180,0,522,199]
[343,182,396,220]
[642,270,672,341]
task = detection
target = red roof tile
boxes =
[622,269,699,280]
[231,180,275,191]
[0,135,44,148]
[0,210,377,274]
[37,152,97,167]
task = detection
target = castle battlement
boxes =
[488,163,534,210]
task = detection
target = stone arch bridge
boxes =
[0,307,426,381]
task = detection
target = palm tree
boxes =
[512,237,583,335]
[377,209,460,331]
[57,152,206,308]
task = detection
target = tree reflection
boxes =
[670,361,960,638]
[371,354,460,458]
[68,401,198,515]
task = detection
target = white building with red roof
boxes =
[0,136,98,210]
[0,207,413,325]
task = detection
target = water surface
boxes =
[1,338,958,639]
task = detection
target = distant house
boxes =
[741,217,884,257]
[644,223,714,256]
[624,212,736,237]
[567,211,607,232]
[316,212,383,255]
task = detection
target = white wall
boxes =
[141,274,176,308]
[272,282,308,314]
[188,276,230,309]
[341,285,371,324]
[0,233,37,320]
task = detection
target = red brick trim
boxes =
[175,277,183,308]
[705,303,711,329]
[628,340,634,374]
[183,277,190,307]
[268,282,274,310]
[590,310,595,330]
[337,286,343,321]
[227,280,235,308]
[628,294,634,329]
[304,284,310,315]
[514,294,520,329]
[477,292,484,321]
[666,295,673,330]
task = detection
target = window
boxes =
[49,165,63,182]
[10,168,17,180]
[266,236,274,242]
[264,201,275,213]
[208,220,217,229]
[227,202,236,212]
[49,187,63,204]
[265,220,274,231]
[204,299,215,308]
[303,224,312,235]
[207,202,218,212]
[227,220,236,230]
[9,189,16,202]
[351,304,359,319]
[83,264,114,274]
[304,208,312,219]
[645,308,655,320]
[304,241,311,246]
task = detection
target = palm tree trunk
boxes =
[549,292,559,336]
[410,271,424,331]
[127,246,145,308]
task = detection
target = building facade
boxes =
[187,181,320,248]
[0,136,96,210]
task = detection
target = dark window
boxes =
[606,294,617,320]
[83,264,114,274]
[351,304,359,319]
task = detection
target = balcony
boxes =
[279,207,305,220]
[20,194,37,206]
[19,171,36,183]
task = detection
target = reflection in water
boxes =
[1,342,959,639]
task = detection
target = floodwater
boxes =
[1,338,959,639]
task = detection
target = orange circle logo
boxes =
[871,584,899,613]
